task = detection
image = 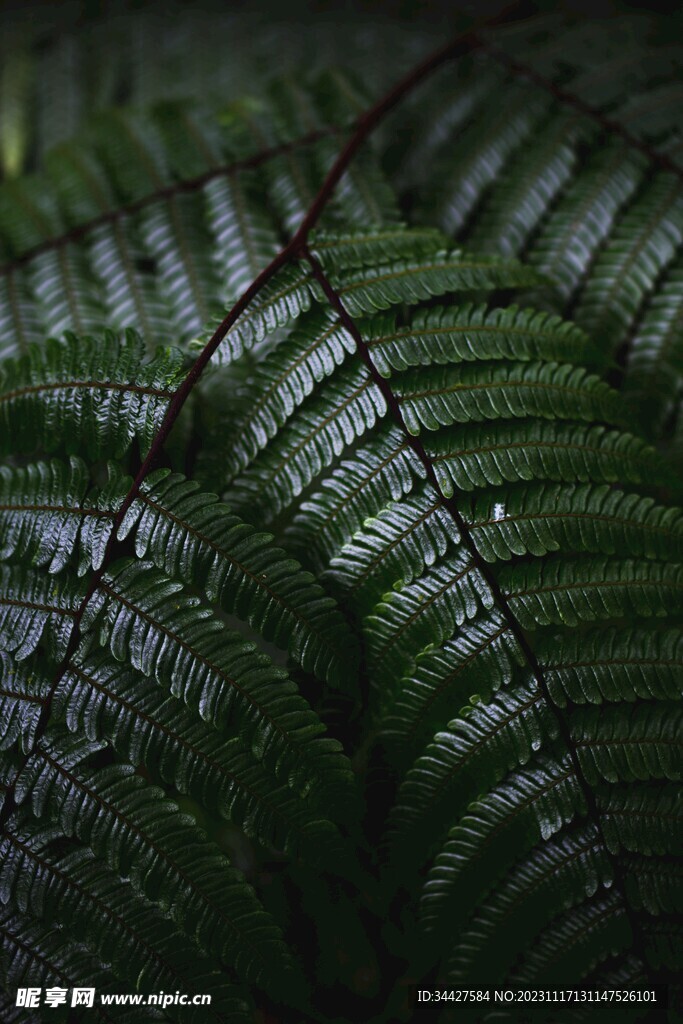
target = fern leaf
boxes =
[3,744,303,994]
[226,364,387,521]
[526,146,645,304]
[504,556,683,628]
[0,332,186,459]
[325,486,455,610]
[331,249,541,317]
[573,703,682,784]
[379,612,524,760]
[0,458,123,574]
[469,482,683,562]
[419,757,584,939]
[0,653,49,755]
[84,561,354,799]
[0,908,161,1024]
[52,650,356,855]
[424,421,662,496]
[537,628,683,706]
[205,169,282,301]
[0,565,82,661]
[573,174,683,358]
[223,309,356,479]
[433,84,551,236]
[364,555,494,690]
[446,825,611,984]
[389,685,558,868]
[120,469,358,688]
[465,111,588,258]
[506,892,629,989]
[598,783,682,857]
[0,817,263,1009]
[396,361,622,435]
[366,302,592,377]
[286,427,426,572]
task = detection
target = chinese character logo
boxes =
[71,988,96,1008]
[44,987,68,1008]
[16,988,41,1009]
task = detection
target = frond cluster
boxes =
[0,9,681,1023]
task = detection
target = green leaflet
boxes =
[1,736,301,996]
[379,611,524,761]
[308,225,446,271]
[53,650,355,857]
[0,331,186,459]
[0,456,358,688]
[598,784,682,857]
[222,308,357,479]
[120,469,359,689]
[468,482,683,562]
[0,907,162,1024]
[366,303,593,376]
[626,258,683,437]
[192,262,316,364]
[84,560,355,803]
[536,628,683,706]
[509,893,630,989]
[465,111,590,259]
[423,420,662,495]
[199,238,540,365]
[325,486,456,610]
[503,556,683,629]
[388,685,558,871]
[330,248,542,317]
[225,363,387,522]
[285,426,426,572]
[573,174,683,359]
[419,756,584,940]
[395,360,622,435]
[0,817,259,1013]
[572,703,682,784]
[446,824,612,985]
[364,553,494,692]
[0,652,49,754]
[0,457,124,575]
[0,565,83,661]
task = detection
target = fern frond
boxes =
[395,361,622,435]
[573,174,683,360]
[1,16,682,1016]
[0,817,263,1008]
[84,561,354,801]
[506,892,629,989]
[0,908,156,1024]
[2,745,302,994]
[419,756,584,937]
[503,557,683,628]
[225,364,387,521]
[446,824,612,984]
[365,303,593,376]
[0,458,123,574]
[119,469,358,688]
[424,421,662,496]
[598,783,682,856]
[52,651,354,856]
[572,703,682,784]
[0,332,185,459]
[537,628,683,706]
[0,565,82,661]
[379,612,523,759]
[388,685,557,867]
